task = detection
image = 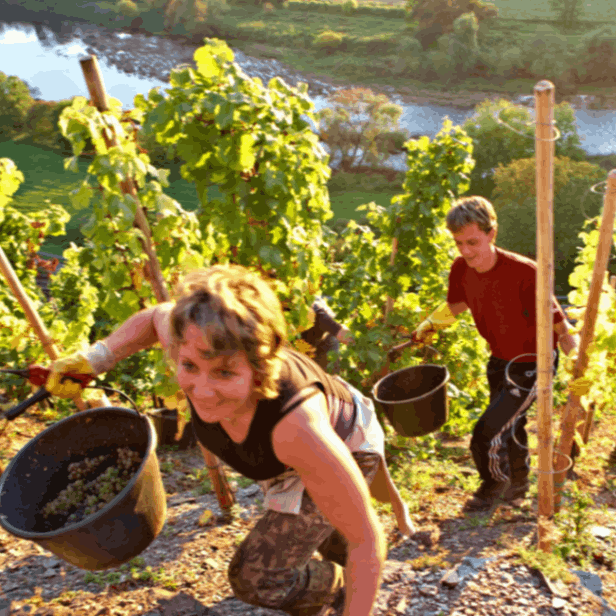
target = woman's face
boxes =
[176,323,257,423]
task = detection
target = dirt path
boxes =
[1,410,615,616]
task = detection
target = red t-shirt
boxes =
[447,247,565,362]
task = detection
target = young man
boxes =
[412,196,579,511]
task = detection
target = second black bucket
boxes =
[0,407,167,570]
[147,408,196,449]
[372,364,450,437]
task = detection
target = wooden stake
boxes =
[553,169,616,509]
[78,56,235,511]
[80,56,169,305]
[0,247,87,410]
[534,80,556,551]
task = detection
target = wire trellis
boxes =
[492,107,561,142]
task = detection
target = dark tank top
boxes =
[190,347,354,480]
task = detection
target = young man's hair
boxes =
[170,265,287,399]
[446,196,498,236]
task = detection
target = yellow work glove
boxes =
[413,303,457,343]
[46,352,96,399]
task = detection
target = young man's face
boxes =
[452,222,496,273]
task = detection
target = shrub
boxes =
[318,88,406,171]
[493,156,606,291]
[453,11,479,55]
[342,0,358,15]
[461,98,585,198]
[520,27,574,81]
[410,0,498,50]
[314,30,347,53]
[117,0,142,18]
[571,25,616,85]
[23,100,73,153]
[428,11,479,78]
[392,36,423,75]
[163,0,228,34]
[0,73,34,139]
[549,0,585,31]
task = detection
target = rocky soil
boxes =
[0,410,615,616]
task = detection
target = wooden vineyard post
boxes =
[79,56,236,512]
[534,80,556,551]
[553,169,616,510]
[79,56,169,305]
[0,247,88,411]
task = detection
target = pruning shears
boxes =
[0,365,94,421]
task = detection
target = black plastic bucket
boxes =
[0,407,167,571]
[147,408,196,450]
[372,365,450,437]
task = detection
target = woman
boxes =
[46,265,414,616]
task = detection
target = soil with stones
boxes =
[0,408,615,616]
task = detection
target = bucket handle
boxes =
[387,337,438,363]
[1,384,141,423]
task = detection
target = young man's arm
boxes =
[448,302,469,317]
[554,319,578,357]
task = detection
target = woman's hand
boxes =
[46,352,98,398]
[272,393,386,616]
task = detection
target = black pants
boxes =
[470,354,558,487]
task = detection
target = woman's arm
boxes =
[271,393,386,616]
[45,303,175,398]
[103,302,174,359]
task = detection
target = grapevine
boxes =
[323,120,490,436]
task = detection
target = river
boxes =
[1,20,616,155]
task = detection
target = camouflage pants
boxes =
[228,452,381,616]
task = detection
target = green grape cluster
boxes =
[42,447,142,527]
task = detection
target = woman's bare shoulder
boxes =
[152,302,175,351]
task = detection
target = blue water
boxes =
[1,21,615,155]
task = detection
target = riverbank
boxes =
[15,19,614,114]
[2,1,616,112]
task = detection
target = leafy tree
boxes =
[572,25,616,85]
[0,73,34,140]
[117,0,142,18]
[162,0,228,35]
[461,98,585,198]
[318,88,406,172]
[23,100,73,153]
[549,0,585,31]
[428,12,480,81]
[492,156,606,292]
[409,0,498,50]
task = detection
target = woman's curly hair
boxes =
[170,265,287,399]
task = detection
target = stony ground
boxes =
[0,406,615,616]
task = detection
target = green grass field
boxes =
[0,142,384,256]
[491,0,614,22]
[0,142,201,255]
